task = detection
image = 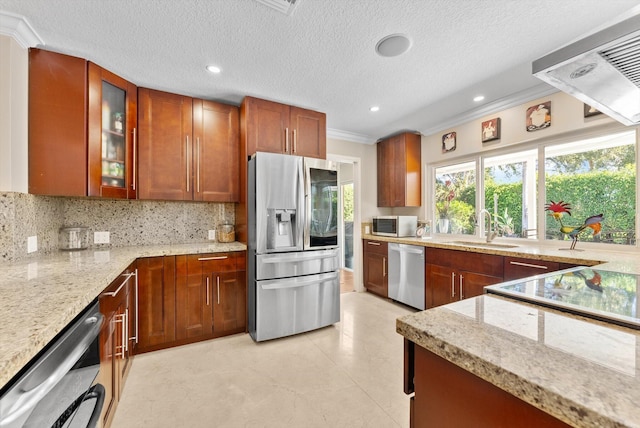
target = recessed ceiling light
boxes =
[206,65,221,74]
[473,95,485,102]
[375,34,412,57]
[370,106,380,112]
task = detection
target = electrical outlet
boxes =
[27,236,38,253]
[208,229,216,240]
[94,231,110,244]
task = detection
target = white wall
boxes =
[0,35,28,193]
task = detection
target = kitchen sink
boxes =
[447,241,519,249]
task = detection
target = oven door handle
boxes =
[0,312,103,425]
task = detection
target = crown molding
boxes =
[0,11,43,49]
[419,83,559,136]
[327,128,375,145]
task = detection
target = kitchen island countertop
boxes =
[397,294,640,427]
[0,242,246,390]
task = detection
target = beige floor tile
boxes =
[112,291,415,428]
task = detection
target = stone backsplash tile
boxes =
[0,192,235,262]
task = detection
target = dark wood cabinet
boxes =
[406,341,571,427]
[212,251,247,337]
[98,262,136,428]
[377,132,421,207]
[28,49,88,196]
[88,62,138,199]
[363,240,388,298]
[426,248,503,308]
[503,256,560,281]
[137,256,177,353]
[138,88,239,201]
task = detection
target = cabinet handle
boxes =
[132,127,137,191]
[186,136,190,192]
[383,257,386,277]
[451,272,455,298]
[459,274,464,300]
[124,308,129,352]
[367,241,381,246]
[206,276,210,306]
[217,276,220,305]
[197,256,228,261]
[293,129,297,153]
[285,127,289,153]
[102,273,134,297]
[130,269,138,344]
[509,261,549,270]
[115,314,125,358]
[196,137,200,193]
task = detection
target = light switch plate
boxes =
[27,236,37,253]
[94,231,110,244]
[208,230,216,240]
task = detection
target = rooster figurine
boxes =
[545,201,603,250]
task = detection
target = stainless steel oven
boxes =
[0,301,104,428]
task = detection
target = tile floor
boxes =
[340,268,354,293]
[112,292,415,428]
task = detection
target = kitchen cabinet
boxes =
[212,251,246,337]
[404,340,572,427]
[28,49,87,196]
[29,49,138,199]
[137,256,176,353]
[377,132,421,207]
[98,262,137,428]
[363,239,388,298]
[503,256,582,281]
[426,248,503,308]
[88,62,138,199]
[241,96,326,159]
[137,88,239,201]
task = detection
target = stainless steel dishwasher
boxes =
[388,243,425,310]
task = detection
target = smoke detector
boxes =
[255,0,301,16]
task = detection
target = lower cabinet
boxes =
[426,248,503,308]
[98,261,137,428]
[137,251,246,354]
[363,239,388,297]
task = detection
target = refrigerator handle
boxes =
[260,271,339,290]
[298,158,306,250]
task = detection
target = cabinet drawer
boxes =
[195,252,237,271]
[503,257,560,280]
[363,239,388,255]
[427,248,503,277]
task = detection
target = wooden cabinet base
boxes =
[411,344,571,427]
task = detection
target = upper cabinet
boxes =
[29,49,88,196]
[137,88,239,202]
[241,96,326,159]
[29,49,137,198]
[88,62,138,199]
[377,132,421,207]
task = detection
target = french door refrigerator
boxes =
[248,152,340,341]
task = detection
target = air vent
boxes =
[600,34,640,88]
[255,0,300,16]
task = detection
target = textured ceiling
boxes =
[0,0,638,143]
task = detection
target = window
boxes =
[434,162,476,235]
[544,131,636,246]
[432,129,637,247]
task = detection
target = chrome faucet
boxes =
[479,209,497,242]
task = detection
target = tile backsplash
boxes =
[0,192,234,262]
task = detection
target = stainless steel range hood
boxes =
[532,13,640,126]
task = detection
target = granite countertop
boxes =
[0,242,246,390]
[362,233,640,273]
[397,294,640,427]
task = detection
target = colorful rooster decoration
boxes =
[545,201,603,250]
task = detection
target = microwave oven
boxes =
[372,216,417,237]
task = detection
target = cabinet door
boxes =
[243,96,290,156]
[193,100,240,202]
[175,255,213,339]
[426,264,457,308]
[377,140,393,207]
[137,256,176,352]
[212,270,246,337]
[138,88,193,200]
[290,106,326,159]
[28,49,87,196]
[459,271,503,300]
[98,308,117,427]
[364,252,388,297]
[88,62,137,199]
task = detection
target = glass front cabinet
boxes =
[88,62,137,199]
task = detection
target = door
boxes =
[253,271,339,341]
[304,157,339,250]
[426,264,457,308]
[137,256,176,351]
[175,255,212,339]
[212,271,246,336]
[364,251,387,297]
[244,97,290,156]
[289,106,326,159]
[342,181,354,269]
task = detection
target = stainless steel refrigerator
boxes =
[248,152,340,341]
